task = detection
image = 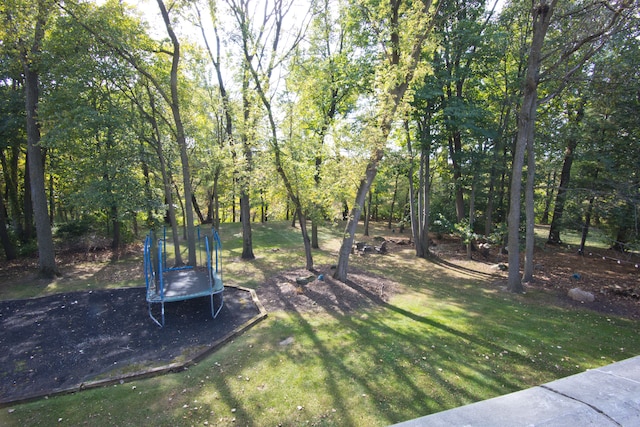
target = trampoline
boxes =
[143,228,224,327]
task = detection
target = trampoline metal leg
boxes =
[148,302,164,328]
[161,302,165,327]
[211,292,224,319]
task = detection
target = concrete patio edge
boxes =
[392,355,640,426]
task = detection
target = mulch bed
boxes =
[0,264,396,407]
[0,286,262,406]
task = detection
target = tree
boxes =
[333,0,438,281]
[286,0,368,249]
[194,0,255,259]
[155,0,198,266]
[60,0,200,265]
[507,0,635,292]
[43,10,147,249]
[1,0,59,277]
[226,0,315,269]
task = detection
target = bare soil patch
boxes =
[254,264,395,314]
[428,235,640,320]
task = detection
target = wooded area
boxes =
[0,0,638,290]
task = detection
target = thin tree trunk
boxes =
[0,186,16,260]
[523,123,536,282]
[540,171,556,224]
[419,142,431,255]
[240,192,254,259]
[335,150,383,280]
[467,176,476,260]
[192,194,206,224]
[364,189,372,236]
[388,174,399,229]
[579,194,595,255]
[548,118,581,244]
[311,223,319,249]
[146,87,183,266]
[23,151,34,241]
[449,132,466,222]
[299,210,313,271]
[407,118,430,258]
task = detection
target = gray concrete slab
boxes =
[598,356,640,382]
[544,368,640,426]
[393,356,640,427]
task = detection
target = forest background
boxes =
[0,0,638,291]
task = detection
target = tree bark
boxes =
[240,192,255,259]
[364,189,372,236]
[388,174,399,230]
[523,119,537,282]
[23,151,34,241]
[157,0,197,266]
[22,11,59,278]
[334,0,435,280]
[0,186,17,260]
[449,132,466,222]
[507,0,556,293]
[548,109,582,244]
[407,118,431,258]
[334,149,384,280]
[540,171,556,224]
[298,210,314,271]
[146,86,183,266]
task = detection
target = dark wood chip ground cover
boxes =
[0,287,260,405]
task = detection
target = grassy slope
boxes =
[1,222,638,426]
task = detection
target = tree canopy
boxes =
[0,0,638,284]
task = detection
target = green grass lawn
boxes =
[2,221,639,426]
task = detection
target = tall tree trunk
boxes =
[579,193,596,255]
[335,150,383,279]
[547,109,582,244]
[523,124,536,282]
[299,210,313,271]
[467,176,476,260]
[147,87,183,266]
[23,151,34,241]
[507,0,555,293]
[334,0,435,280]
[22,13,59,277]
[419,141,431,255]
[157,0,197,266]
[0,186,16,260]
[364,189,372,236]
[540,171,556,224]
[407,118,431,258]
[240,192,254,259]
[407,145,419,251]
[48,161,54,225]
[239,66,255,260]
[449,131,466,222]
